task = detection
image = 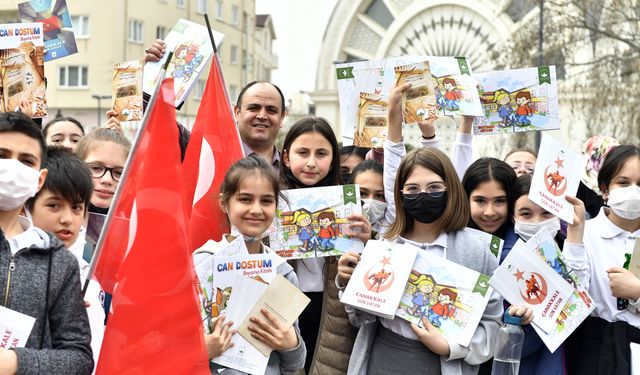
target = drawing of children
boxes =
[515,91,533,126]
[317,210,337,251]
[409,274,436,317]
[427,288,457,327]
[442,77,461,110]
[494,90,514,128]
[293,210,315,252]
[432,76,445,110]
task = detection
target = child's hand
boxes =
[247,308,298,351]
[607,267,640,300]
[0,348,18,374]
[508,305,534,325]
[104,111,124,136]
[411,320,450,356]
[205,315,235,359]
[387,83,411,142]
[144,39,166,63]
[347,213,372,243]
[564,195,586,244]
[417,117,437,139]
[338,252,361,286]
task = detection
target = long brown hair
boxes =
[384,148,468,240]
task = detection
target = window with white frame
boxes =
[194,79,206,100]
[216,0,223,19]
[58,66,88,88]
[230,45,238,64]
[128,19,144,43]
[176,0,185,7]
[231,5,239,25]
[197,0,207,14]
[228,84,237,104]
[71,15,89,38]
[156,26,167,40]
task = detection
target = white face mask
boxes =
[0,159,40,211]
[230,223,274,243]
[514,217,561,242]
[362,199,387,225]
[608,185,640,220]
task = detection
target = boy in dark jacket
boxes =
[0,112,93,375]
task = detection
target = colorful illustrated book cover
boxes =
[18,0,77,61]
[428,56,483,117]
[526,228,594,352]
[0,306,36,348]
[529,133,583,223]
[354,92,388,148]
[474,66,559,135]
[489,238,576,334]
[214,276,270,375]
[143,19,223,108]
[394,61,438,125]
[341,240,418,319]
[268,184,364,259]
[0,23,46,118]
[112,59,143,123]
[395,252,491,347]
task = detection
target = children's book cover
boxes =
[529,133,583,223]
[0,23,46,118]
[395,252,491,347]
[526,228,594,352]
[143,19,223,108]
[268,184,364,259]
[429,56,483,117]
[18,0,77,61]
[489,239,576,334]
[112,59,143,123]
[394,61,438,125]
[474,66,559,135]
[341,240,418,319]
[354,92,388,148]
[0,306,36,349]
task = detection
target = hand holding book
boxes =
[247,308,299,351]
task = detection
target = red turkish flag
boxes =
[182,55,244,251]
[95,78,209,374]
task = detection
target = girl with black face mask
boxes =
[338,83,506,375]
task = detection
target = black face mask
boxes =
[89,203,110,215]
[341,172,351,185]
[401,192,448,224]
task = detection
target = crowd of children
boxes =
[0,48,638,375]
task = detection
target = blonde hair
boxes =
[75,128,131,160]
[413,274,435,289]
[293,210,311,225]
[494,90,510,104]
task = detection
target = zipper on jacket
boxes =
[3,255,15,307]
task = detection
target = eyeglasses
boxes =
[87,163,123,181]
[508,161,535,173]
[402,182,447,199]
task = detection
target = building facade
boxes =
[0,0,278,130]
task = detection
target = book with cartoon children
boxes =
[17,0,78,61]
[524,228,595,353]
[142,18,223,108]
[395,252,492,347]
[473,66,559,135]
[268,184,364,259]
[0,22,46,118]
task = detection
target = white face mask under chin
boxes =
[230,224,273,243]
[607,185,640,220]
[362,199,387,225]
[514,217,561,242]
[0,159,40,211]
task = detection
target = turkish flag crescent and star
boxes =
[95,78,209,374]
[182,55,244,252]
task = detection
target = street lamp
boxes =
[91,94,112,128]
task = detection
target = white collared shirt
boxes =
[564,207,640,327]
[8,216,45,255]
[379,232,449,339]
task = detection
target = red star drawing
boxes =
[554,157,564,168]
[381,256,391,267]
[514,269,525,281]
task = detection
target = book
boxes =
[17,0,77,61]
[525,228,594,352]
[213,276,270,375]
[268,184,364,259]
[394,61,438,125]
[354,92,388,148]
[112,59,143,123]
[0,306,36,348]
[0,22,46,118]
[143,19,223,108]
[340,240,418,319]
[528,133,583,223]
[428,56,482,117]
[395,252,492,347]
[627,238,640,279]
[489,236,576,334]
[237,274,310,356]
[474,66,560,135]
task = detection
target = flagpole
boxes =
[83,52,174,296]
